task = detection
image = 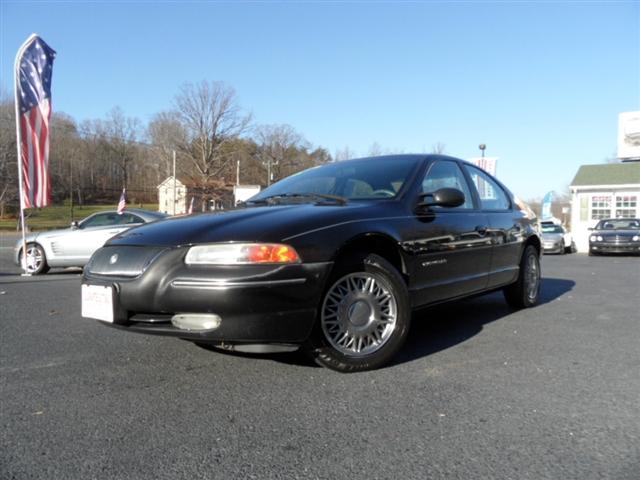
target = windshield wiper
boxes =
[245,193,348,206]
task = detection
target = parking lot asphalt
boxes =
[1,231,639,480]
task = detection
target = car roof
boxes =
[85,209,167,220]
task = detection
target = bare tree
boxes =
[0,94,17,218]
[255,124,309,185]
[148,111,187,181]
[431,142,447,154]
[368,142,383,157]
[335,146,356,161]
[174,81,251,186]
[92,107,142,189]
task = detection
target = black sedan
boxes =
[81,155,542,372]
[589,218,640,256]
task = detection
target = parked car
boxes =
[540,222,575,254]
[15,209,167,274]
[589,218,640,256]
[81,155,542,372]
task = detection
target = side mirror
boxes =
[71,221,79,229]
[416,188,465,212]
[587,227,594,231]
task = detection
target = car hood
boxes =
[107,202,387,247]
[19,226,74,243]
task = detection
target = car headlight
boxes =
[633,235,639,242]
[590,235,603,242]
[185,243,301,265]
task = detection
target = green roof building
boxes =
[569,161,640,252]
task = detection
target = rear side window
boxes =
[464,165,511,210]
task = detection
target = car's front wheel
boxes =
[304,254,410,372]
[503,245,540,309]
[19,243,50,275]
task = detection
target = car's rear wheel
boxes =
[503,245,540,309]
[304,254,410,372]
[19,243,50,275]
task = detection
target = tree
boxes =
[0,94,17,218]
[174,81,251,186]
[148,111,187,181]
[255,124,310,185]
[431,142,447,154]
[98,107,142,189]
[335,146,356,161]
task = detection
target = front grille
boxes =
[603,235,632,243]
[86,246,167,277]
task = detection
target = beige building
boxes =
[157,176,188,215]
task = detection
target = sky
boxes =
[1,0,638,200]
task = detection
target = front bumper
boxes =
[590,242,640,254]
[542,243,563,254]
[82,245,333,343]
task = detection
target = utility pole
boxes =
[263,156,278,187]
[172,150,176,215]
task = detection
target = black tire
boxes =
[303,253,411,373]
[588,249,597,257]
[570,241,577,254]
[19,243,50,275]
[503,245,540,309]
[560,240,566,255]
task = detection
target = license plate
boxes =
[81,284,114,323]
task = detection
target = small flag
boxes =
[187,197,194,215]
[117,188,127,214]
[15,34,56,209]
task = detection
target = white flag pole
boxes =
[14,34,38,276]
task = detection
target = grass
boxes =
[0,204,159,231]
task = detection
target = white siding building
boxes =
[569,162,640,252]
[157,176,188,215]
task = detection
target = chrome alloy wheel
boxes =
[23,245,44,274]
[321,272,398,356]
[525,252,540,302]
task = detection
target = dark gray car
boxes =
[589,218,640,255]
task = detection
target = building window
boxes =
[615,195,637,218]
[591,195,611,220]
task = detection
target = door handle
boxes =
[475,225,488,236]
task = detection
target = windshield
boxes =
[595,219,640,230]
[249,157,421,202]
[541,225,563,234]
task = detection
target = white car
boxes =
[15,209,167,274]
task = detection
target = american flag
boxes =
[117,188,127,214]
[16,35,56,209]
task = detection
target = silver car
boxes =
[14,209,167,274]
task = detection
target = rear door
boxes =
[463,164,523,288]
[408,159,491,307]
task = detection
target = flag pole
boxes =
[14,34,38,276]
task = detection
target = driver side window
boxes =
[421,161,474,209]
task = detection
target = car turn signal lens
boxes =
[185,243,301,265]
[245,244,300,263]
